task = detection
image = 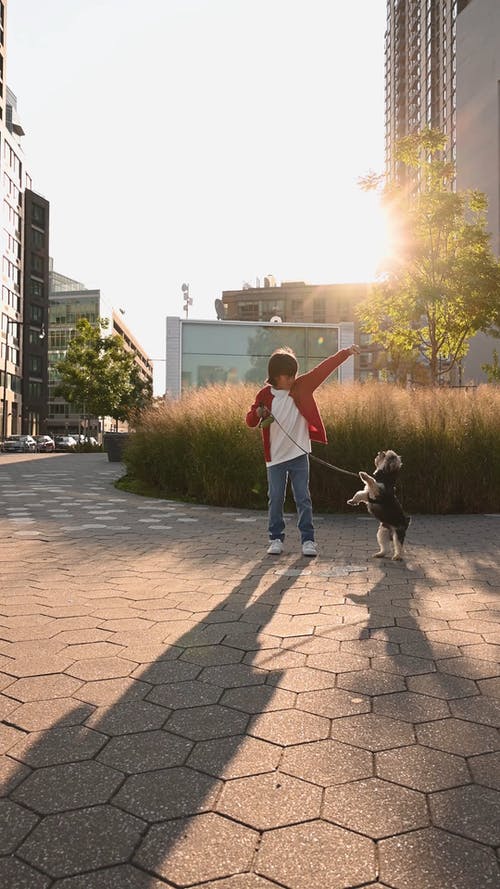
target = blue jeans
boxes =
[267,453,314,544]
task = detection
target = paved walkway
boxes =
[0,452,499,889]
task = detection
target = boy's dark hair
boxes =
[267,348,298,385]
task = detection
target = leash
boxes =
[260,412,359,479]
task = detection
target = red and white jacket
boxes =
[246,349,352,463]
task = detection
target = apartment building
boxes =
[385,0,458,179]
[0,0,49,438]
[48,269,153,437]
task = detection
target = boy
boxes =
[246,343,359,556]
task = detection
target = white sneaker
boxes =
[302,540,318,557]
[267,539,283,555]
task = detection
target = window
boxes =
[29,355,42,375]
[32,228,44,249]
[30,304,43,324]
[28,381,42,400]
[31,253,44,275]
[31,280,43,299]
[32,204,45,226]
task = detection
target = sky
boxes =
[7,0,387,393]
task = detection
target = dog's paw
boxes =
[346,499,356,506]
[373,551,387,558]
[391,554,403,561]
[359,471,369,481]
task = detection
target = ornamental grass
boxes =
[123,382,500,514]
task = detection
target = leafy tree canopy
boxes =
[358,129,500,383]
[54,317,152,421]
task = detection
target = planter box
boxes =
[103,432,133,463]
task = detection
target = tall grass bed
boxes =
[122,382,500,514]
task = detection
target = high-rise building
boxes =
[384,0,500,383]
[385,0,458,179]
[1,1,50,439]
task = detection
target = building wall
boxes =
[385,0,457,180]
[221,281,375,381]
[21,189,49,433]
[456,0,500,382]
[47,278,152,436]
[166,318,356,399]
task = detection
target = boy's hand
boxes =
[348,344,360,355]
[256,404,269,419]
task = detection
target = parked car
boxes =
[2,434,37,453]
[35,435,56,453]
[54,435,77,451]
[75,435,99,446]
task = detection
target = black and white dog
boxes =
[347,450,410,560]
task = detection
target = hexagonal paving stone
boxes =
[73,677,151,706]
[378,827,500,889]
[244,648,306,670]
[12,760,123,814]
[249,709,329,746]
[330,713,415,751]
[0,692,20,720]
[7,698,93,732]
[166,704,248,740]
[59,642,124,660]
[336,669,406,696]
[0,753,31,794]
[437,656,500,680]
[66,657,135,681]
[256,820,376,889]
[0,857,50,889]
[134,813,258,885]
[280,738,372,786]
[376,744,470,792]
[479,677,500,697]
[50,864,171,888]
[460,642,500,662]
[407,673,478,699]
[187,876,280,889]
[146,679,222,709]
[97,729,192,773]
[181,645,244,666]
[130,660,200,685]
[266,666,336,692]
[340,638,399,657]
[114,766,221,821]
[9,725,107,767]
[324,777,429,838]
[18,805,145,878]
[429,784,500,845]
[84,700,170,735]
[416,717,499,756]
[220,685,296,714]
[373,691,450,723]
[296,687,370,719]
[0,799,38,854]
[370,654,435,675]
[449,695,500,727]
[305,652,370,673]
[3,673,83,702]
[187,734,281,778]
[1,654,75,677]
[217,771,322,829]
[199,664,267,689]
[468,751,500,790]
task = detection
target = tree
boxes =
[54,318,152,426]
[358,129,500,384]
[482,349,500,383]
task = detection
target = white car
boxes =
[2,435,37,453]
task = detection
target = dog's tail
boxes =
[396,515,411,545]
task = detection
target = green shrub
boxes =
[123,382,500,514]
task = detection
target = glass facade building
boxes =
[166,318,355,398]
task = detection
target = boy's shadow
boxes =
[4,557,311,886]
